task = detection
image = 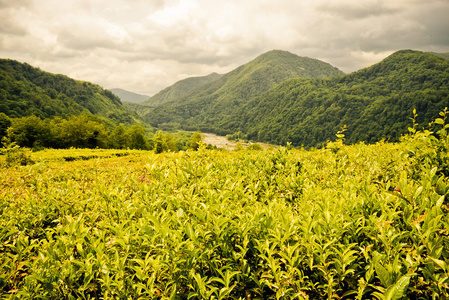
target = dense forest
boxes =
[1,50,448,150]
[0,59,143,127]
[142,72,223,107]
[109,88,149,104]
[133,50,344,130]
[132,50,449,149]
[219,50,449,148]
[0,113,204,154]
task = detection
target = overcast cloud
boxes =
[1,0,448,95]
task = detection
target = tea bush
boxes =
[1,113,449,299]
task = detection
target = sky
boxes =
[1,0,448,96]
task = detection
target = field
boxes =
[1,117,449,299]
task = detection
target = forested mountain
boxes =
[143,72,223,107]
[219,50,449,148]
[432,52,449,60]
[0,59,143,126]
[109,88,149,103]
[139,50,344,129]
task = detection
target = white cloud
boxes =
[0,0,448,95]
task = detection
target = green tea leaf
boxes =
[384,274,413,300]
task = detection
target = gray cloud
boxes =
[317,0,399,20]
[0,0,448,95]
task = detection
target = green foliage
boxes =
[140,50,344,130]
[0,58,144,126]
[7,115,51,149]
[5,115,110,149]
[0,112,11,142]
[247,143,263,151]
[219,50,449,148]
[0,136,34,166]
[189,131,202,151]
[226,130,247,141]
[108,124,128,149]
[2,97,449,299]
[4,115,153,150]
[142,72,223,107]
[153,131,177,153]
[126,125,150,150]
[52,115,110,149]
[109,88,149,104]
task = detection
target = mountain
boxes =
[432,52,449,60]
[143,72,223,107]
[0,59,143,126]
[139,50,344,130]
[219,50,449,147]
[109,88,149,103]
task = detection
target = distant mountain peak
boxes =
[133,49,345,129]
[109,88,149,104]
[142,72,223,107]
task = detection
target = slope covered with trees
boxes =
[109,88,149,104]
[143,72,223,107]
[432,52,449,60]
[218,50,449,147]
[0,59,143,126]
[139,50,344,129]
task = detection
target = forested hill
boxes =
[432,52,449,60]
[139,50,344,129]
[143,72,223,107]
[0,59,143,126]
[109,88,149,104]
[219,50,449,148]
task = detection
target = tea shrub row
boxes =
[1,112,449,299]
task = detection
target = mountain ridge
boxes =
[142,72,223,107]
[110,88,149,104]
[0,58,144,127]
[138,50,345,129]
[218,50,449,147]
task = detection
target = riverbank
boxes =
[201,132,271,150]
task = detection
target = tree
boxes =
[53,115,109,148]
[153,131,177,153]
[189,131,202,150]
[7,115,50,148]
[126,125,149,150]
[0,112,11,144]
[109,124,128,149]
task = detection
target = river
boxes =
[201,133,271,150]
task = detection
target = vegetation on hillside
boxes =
[0,113,208,154]
[1,114,150,151]
[219,50,449,148]
[109,88,149,104]
[0,59,143,126]
[142,73,223,107]
[139,50,344,130]
[432,52,449,60]
[1,111,448,298]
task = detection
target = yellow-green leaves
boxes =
[2,111,449,298]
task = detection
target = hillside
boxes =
[109,88,149,103]
[143,72,223,107]
[0,59,143,126]
[219,50,449,147]
[140,50,344,129]
[432,52,449,60]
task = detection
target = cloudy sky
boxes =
[1,0,448,96]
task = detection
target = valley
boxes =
[0,49,449,298]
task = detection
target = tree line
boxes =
[0,113,203,152]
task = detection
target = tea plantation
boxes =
[1,112,449,299]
